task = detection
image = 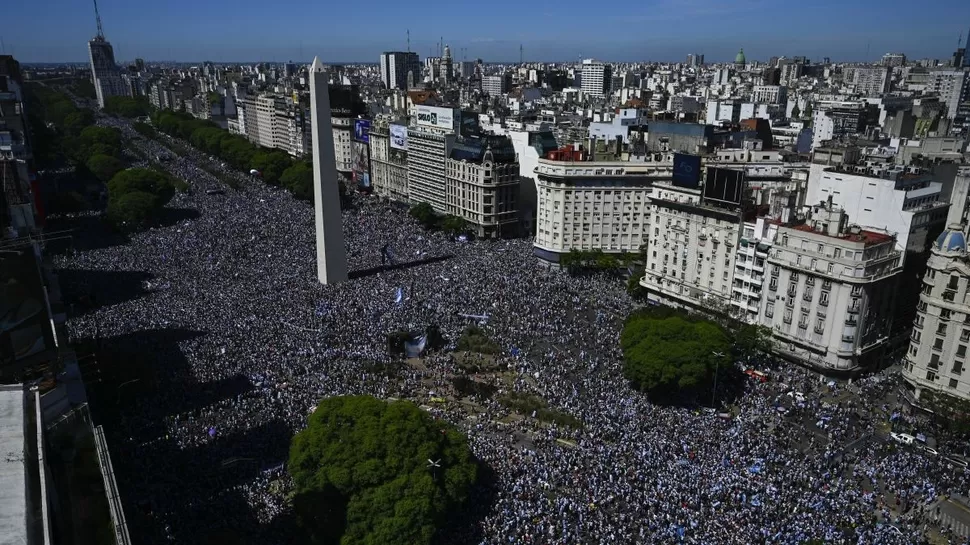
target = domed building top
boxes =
[734,48,746,65]
[935,224,967,253]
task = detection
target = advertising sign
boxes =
[389,124,408,150]
[352,141,371,191]
[672,153,701,189]
[415,105,455,130]
[702,167,745,206]
[353,119,371,143]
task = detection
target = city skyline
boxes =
[5,0,970,64]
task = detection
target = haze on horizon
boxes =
[5,0,970,64]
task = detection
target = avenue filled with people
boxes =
[52,120,970,544]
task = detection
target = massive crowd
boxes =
[52,116,970,544]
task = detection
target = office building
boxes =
[380,51,420,90]
[439,45,454,84]
[882,53,907,67]
[407,105,459,212]
[686,54,704,67]
[581,59,612,97]
[309,56,348,285]
[853,67,891,96]
[482,74,511,97]
[88,36,126,108]
[233,95,310,157]
[752,85,788,105]
[810,101,878,149]
[946,167,970,227]
[927,69,970,120]
[446,134,520,238]
[369,118,409,201]
[902,225,970,404]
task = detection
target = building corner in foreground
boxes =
[309,56,348,285]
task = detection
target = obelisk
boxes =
[309,56,348,284]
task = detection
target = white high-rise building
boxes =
[852,67,891,96]
[88,37,126,108]
[380,51,420,90]
[581,59,612,97]
[309,56,348,285]
[927,69,970,119]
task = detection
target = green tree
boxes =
[440,215,468,236]
[76,126,123,159]
[250,150,293,186]
[63,109,95,136]
[107,168,175,206]
[621,310,731,404]
[280,161,314,200]
[103,96,151,118]
[790,104,801,120]
[106,190,159,231]
[288,396,477,545]
[409,202,438,229]
[86,154,124,182]
[733,324,774,364]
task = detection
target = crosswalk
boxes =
[938,507,970,537]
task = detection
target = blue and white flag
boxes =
[394,287,403,305]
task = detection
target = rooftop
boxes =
[789,223,895,246]
[0,384,25,545]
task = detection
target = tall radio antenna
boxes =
[407,29,410,53]
[92,0,105,38]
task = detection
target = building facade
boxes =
[752,85,789,105]
[533,148,663,261]
[446,135,520,238]
[902,226,970,404]
[581,59,612,98]
[380,51,420,90]
[88,37,127,108]
[764,202,901,372]
[369,119,409,201]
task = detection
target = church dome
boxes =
[935,224,968,253]
[734,48,746,65]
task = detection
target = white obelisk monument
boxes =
[309,56,348,284]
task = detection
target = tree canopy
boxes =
[621,310,731,404]
[280,161,314,200]
[409,202,438,229]
[103,96,151,118]
[250,150,294,186]
[86,154,125,182]
[104,168,175,230]
[288,396,477,545]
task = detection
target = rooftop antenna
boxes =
[0,37,5,54]
[959,31,964,49]
[92,0,105,38]
[407,29,410,53]
[520,44,524,65]
[865,39,870,61]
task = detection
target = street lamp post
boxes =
[711,351,725,407]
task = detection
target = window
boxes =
[934,338,945,351]
[950,378,959,389]
[851,285,862,296]
[765,305,774,318]
[941,309,952,321]
[788,282,797,296]
[950,275,960,290]
[959,345,967,358]
[954,361,964,375]
[926,371,937,381]
[815,318,825,333]
[806,277,815,287]
[962,329,970,342]
[783,309,793,324]
[820,291,829,306]
[817,244,824,253]
[769,278,778,291]
[912,330,922,343]
[834,248,842,258]
[938,323,948,336]
[822,280,832,291]
[771,266,780,277]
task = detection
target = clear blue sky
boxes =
[5,0,970,64]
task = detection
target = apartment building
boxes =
[752,85,788,105]
[927,69,969,120]
[764,201,901,372]
[368,118,409,201]
[533,147,668,262]
[852,67,891,96]
[446,134,520,238]
[902,225,970,404]
[232,94,310,157]
[641,181,743,310]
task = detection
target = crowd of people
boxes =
[52,115,970,544]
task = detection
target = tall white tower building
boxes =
[87,0,126,108]
[309,57,349,284]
